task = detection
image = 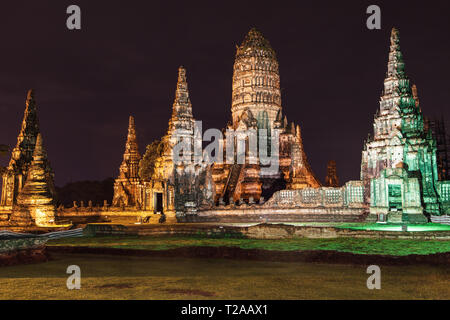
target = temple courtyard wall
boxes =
[1,204,367,227]
[1,182,369,226]
[178,207,366,223]
[179,182,368,223]
[83,223,450,240]
[54,205,367,224]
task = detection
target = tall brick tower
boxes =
[11,133,57,226]
[324,160,339,187]
[361,28,441,223]
[211,28,320,204]
[231,28,281,131]
[112,115,141,207]
[1,90,55,207]
[138,66,199,214]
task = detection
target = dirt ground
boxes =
[0,252,448,299]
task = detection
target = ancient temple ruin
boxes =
[111,29,323,218]
[135,66,214,217]
[106,27,449,224]
[112,116,141,207]
[361,28,450,223]
[10,134,57,226]
[211,28,320,204]
[1,90,56,210]
[324,160,339,187]
[106,28,370,223]
[2,27,446,228]
[284,124,321,190]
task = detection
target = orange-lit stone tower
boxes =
[324,160,339,187]
[139,66,197,214]
[112,116,142,207]
[212,28,320,204]
[1,90,56,208]
[286,125,321,189]
[10,133,57,226]
[231,28,281,131]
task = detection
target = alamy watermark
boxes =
[66,265,81,289]
[366,5,381,30]
[172,121,280,174]
[366,265,381,289]
[66,5,81,30]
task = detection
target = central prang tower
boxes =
[231,28,281,130]
[211,28,320,205]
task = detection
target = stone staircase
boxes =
[430,215,450,225]
[222,164,243,204]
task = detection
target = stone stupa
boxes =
[10,133,57,226]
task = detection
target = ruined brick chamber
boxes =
[178,185,369,223]
[0,234,49,267]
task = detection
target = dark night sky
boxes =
[0,0,449,187]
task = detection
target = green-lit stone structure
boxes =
[361,28,450,223]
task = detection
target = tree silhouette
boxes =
[139,139,164,181]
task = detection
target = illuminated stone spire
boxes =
[287,124,321,189]
[379,28,404,115]
[293,125,306,166]
[1,90,55,207]
[361,28,436,222]
[8,89,40,175]
[236,28,276,59]
[385,27,406,80]
[112,116,141,207]
[11,133,57,226]
[373,27,423,140]
[171,66,193,119]
[231,28,281,130]
[166,66,196,162]
[324,160,339,187]
[118,116,140,179]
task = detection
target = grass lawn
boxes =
[47,236,450,256]
[237,222,450,232]
[336,222,450,232]
[0,253,448,299]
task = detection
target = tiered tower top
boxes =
[235,28,277,59]
[168,66,195,135]
[361,27,428,182]
[118,115,141,180]
[374,27,423,141]
[385,28,406,80]
[231,28,281,130]
[172,66,193,119]
[8,89,40,174]
[13,133,57,226]
[23,133,50,182]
